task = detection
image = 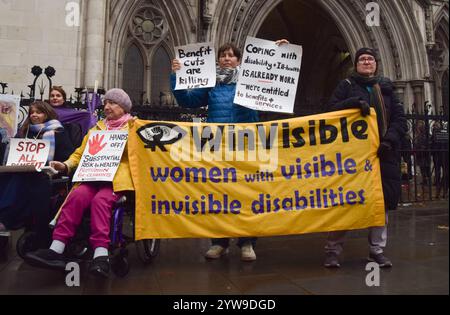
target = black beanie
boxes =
[354,47,377,67]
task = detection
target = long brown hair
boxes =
[19,101,58,137]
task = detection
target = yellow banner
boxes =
[129,109,385,240]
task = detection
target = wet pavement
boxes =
[0,201,448,295]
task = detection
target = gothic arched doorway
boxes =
[256,0,351,120]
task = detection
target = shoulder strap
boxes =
[373,83,389,136]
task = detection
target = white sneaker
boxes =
[241,244,256,261]
[205,245,228,259]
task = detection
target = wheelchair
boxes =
[37,192,161,278]
[1,168,161,277]
[1,122,86,259]
[0,167,68,258]
[14,175,70,260]
[104,194,161,277]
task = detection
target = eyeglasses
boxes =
[357,57,376,64]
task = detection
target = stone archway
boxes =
[255,0,352,118]
[211,0,430,117]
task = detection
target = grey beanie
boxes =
[104,88,132,113]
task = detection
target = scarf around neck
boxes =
[28,119,63,163]
[53,106,96,137]
[350,72,380,86]
[105,113,132,130]
[350,72,387,137]
[216,66,240,85]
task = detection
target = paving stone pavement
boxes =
[0,201,448,295]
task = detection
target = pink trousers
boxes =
[53,183,121,249]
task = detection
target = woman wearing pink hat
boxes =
[26,88,134,278]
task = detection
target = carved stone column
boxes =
[83,0,106,89]
[200,0,214,42]
[428,41,447,115]
[393,80,407,107]
[410,80,425,113]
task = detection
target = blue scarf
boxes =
[28,119,63,163]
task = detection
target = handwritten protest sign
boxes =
[72,131,128,182]
[0,94,20,139]
[129,109,385,240]
[234,36,302,113]
[6,138,50,169]
[174,42,216,90]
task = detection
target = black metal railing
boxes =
[398,103,449,203]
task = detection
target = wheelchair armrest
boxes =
[49,176,70,185]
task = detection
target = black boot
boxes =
[89,256,110,278]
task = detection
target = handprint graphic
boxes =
[88,134,107,155]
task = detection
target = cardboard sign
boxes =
[6,138,50,169]
[72,131,128,182]
[0,94,20,139]
[174,42,216,90]
[234,36,302,114]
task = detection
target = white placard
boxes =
[234,36,302,113]
[174,42,216,90]
[0,94,20,139]
[6,138,50,169]
[72,131,128,182]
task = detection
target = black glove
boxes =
[377,141,392,160]
[359,100,371,117]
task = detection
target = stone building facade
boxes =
[0,0,448,117]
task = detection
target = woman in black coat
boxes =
[324,48,407,268]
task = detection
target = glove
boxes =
[359,100,371,117]
[377,141,392,160]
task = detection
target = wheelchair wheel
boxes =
[111,248,130,277]
[16,231,38,260]
[135,239,160,264]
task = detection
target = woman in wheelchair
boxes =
[0,101,77,243]
[26,89,135,278]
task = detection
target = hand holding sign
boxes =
[275,39,290,46]
[172,59,181,72]
[49,161,68,174]
[88,134,107,155]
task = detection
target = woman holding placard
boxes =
[170,40,289,262]
[0,101,76,244]
[26,89,134,278]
